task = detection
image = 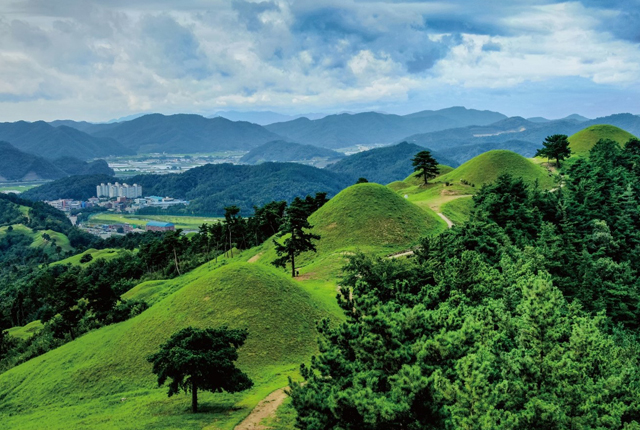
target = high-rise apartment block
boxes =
[96,182,142,199]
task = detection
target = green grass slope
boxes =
[0,224,72,252]
[438,150,555,188]
[6,320,43,340]
[307,182,446,254]
[51,248,128,267]
[568,124,637,156]
[0,262,332,430]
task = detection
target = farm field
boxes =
[88,213,221,230]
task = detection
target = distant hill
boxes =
[48,120,97,133]
[308,182,446,254]
[22,174,115,201]
[438,150,555,188]
[0,121,133,160]
[0,142,114,181]
[129,162,351,215]
[265,107,507,149]
[325,142,457,184]
[568,125,638,156]
[88,113,283,153]
[239,140,344,165]
[24,163,351,214]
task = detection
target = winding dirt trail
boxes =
[437,212,454,228]
[235,388,288,430]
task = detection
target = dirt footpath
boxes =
[234,388,288,430]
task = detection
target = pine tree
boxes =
[411,150,439,185]
[147,326,253,413]
[272,197,320,277]
[535,134,572,167]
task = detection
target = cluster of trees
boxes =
[290,137,640,428]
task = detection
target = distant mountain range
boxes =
[240,140,344,165]
[265,107,508,149]
[0,141,114,181]
[404,114,640,155]
[210,110,328,125]
[86,114,282,153]
[326,142,457,184]
[0,121,132,160]
[1,108,639,167]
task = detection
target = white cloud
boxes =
[0,0,637,121]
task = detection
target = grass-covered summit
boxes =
[307,182,446,253]
[0,262,332,429]
[568,124,637,156]
[438,150,555,188]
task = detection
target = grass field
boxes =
[0,224,73,252]
[0,261,339,430]
[52,248,131,267]
[6,321,44,340]
[0,183,42,194]
[568,124,638,156]
[88,213,221,230]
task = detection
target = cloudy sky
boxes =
[0,0,639,122]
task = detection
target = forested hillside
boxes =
[240,140,345,165]
[0,143,114,181]
[326,142,456,184]
[0,121,133,160]
[290,137,640,428]
[88,114,282,153]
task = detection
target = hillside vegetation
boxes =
[0,262,333,429]
[438,150,555,188]
[568,124,638,155]
[240,140,344,165]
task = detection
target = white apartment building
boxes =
[96,182,142,199]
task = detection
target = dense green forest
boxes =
[290,138,640,428]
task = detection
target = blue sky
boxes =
[0,0,638,121]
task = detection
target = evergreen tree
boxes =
[535,134,572,167]
[147,326,253,413]
[411,150,439,185]
[272,197,320,277]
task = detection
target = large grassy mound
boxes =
[307,182,446,254]
[568,124,637,156]
[438,150,555,188]
[0,262,331,430]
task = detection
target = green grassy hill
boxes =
[51,248,129,266]
[438,150,555,188]
[307,182,446,254]
[0,224,72,252]
[0,262,334,430]
[568,124,637,156]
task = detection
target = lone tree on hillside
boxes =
[272,197,320,277]
[412,150,440,185]
[536,134,572,167]
[147,326,253,413]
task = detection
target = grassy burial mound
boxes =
[307,182,446,254]
[438,150,555,189]
[568,124,638,156]
[0,262,332,430]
